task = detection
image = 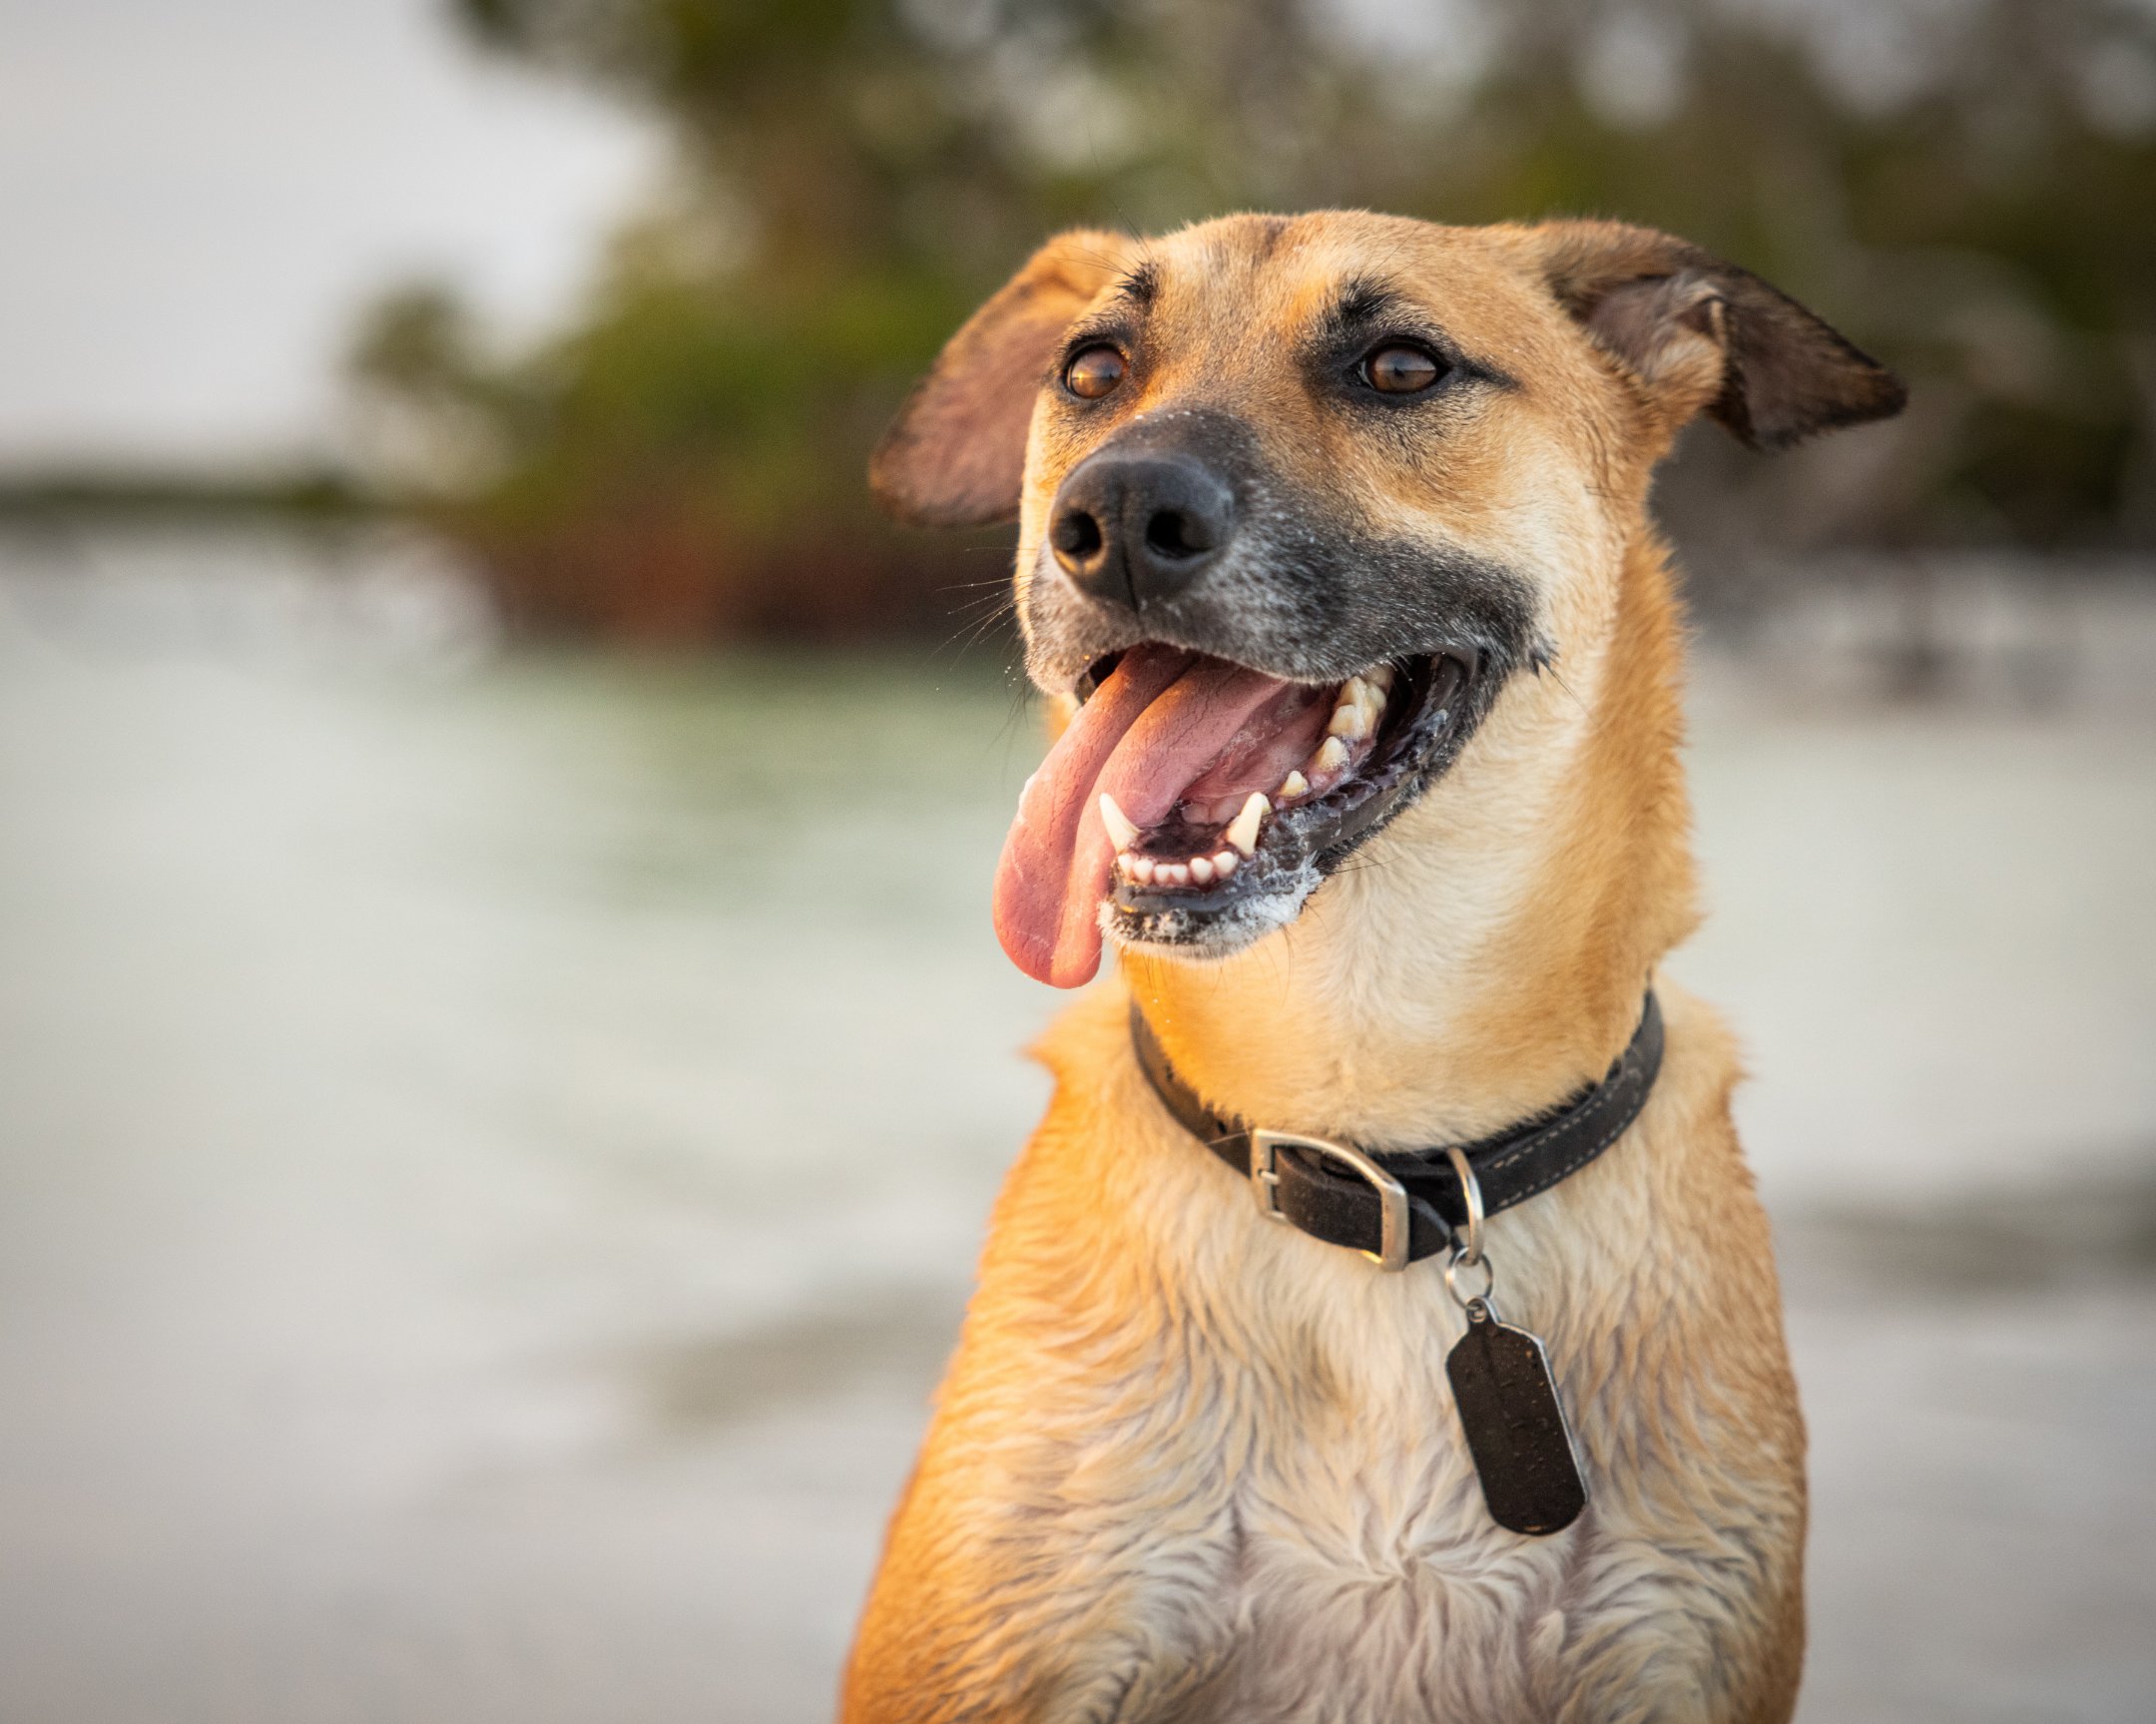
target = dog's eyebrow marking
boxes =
[1331,277,1409,331]
[1113,260,1161,308]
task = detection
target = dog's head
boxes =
[875,213,1902,988]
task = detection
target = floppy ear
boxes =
[869,229,1142,527]
[1531,220,1905,449]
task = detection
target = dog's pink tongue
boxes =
[993,647,1296,987]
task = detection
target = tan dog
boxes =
[843,213,1902,1723]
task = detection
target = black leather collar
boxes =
[1131,991,1664,1271]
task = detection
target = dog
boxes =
[841,212,1903,1724]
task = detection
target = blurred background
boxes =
[1,1,2152,1719]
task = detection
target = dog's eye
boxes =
[1362,344,1447,395]
[1064,346,1127,400]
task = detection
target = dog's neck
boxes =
[1121,533,1699,1150]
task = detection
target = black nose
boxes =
[1047,451,1236,611]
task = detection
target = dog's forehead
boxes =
[1131,214,1532,352]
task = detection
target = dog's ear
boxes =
[870,230,1142,527]
[1530,220,1905,449]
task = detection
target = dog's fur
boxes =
[841,213,1903,1723]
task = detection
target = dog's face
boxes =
[875,213,1901,987]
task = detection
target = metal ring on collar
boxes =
[1443,1247,1495,1310]
[1442,1144,1486,1267]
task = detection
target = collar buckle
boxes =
[1248,1130,1412,1273]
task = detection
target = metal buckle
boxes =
[1248,1130,1411,1273]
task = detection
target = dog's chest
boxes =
[1122,1274,1711,1724]
[1172,1390,1598,1722]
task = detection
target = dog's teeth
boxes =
[1314,736,1350,776]
[1211,849,1239,876]
[1130,855,1156,884]
[1190,856,1215,884]
[1226,792,1269,857]
[1328,700,1370,741]
[1279,770,1310,801]
[1159,862,1190,887]
[1115,853,1138,882]
[1098,792,1139,852]
[1365,664,1394,696]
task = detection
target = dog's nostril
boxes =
[1144,508,1210,560]
[1052,509,1104,562]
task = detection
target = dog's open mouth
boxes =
[993,643,1476,985]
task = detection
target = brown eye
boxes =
[1064,345,1126,399]
[1364,344,1445,394]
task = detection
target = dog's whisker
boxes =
[1543,663,1590,718]
[929,599,1018,663]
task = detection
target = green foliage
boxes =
[355,0,2156,639]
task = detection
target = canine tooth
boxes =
[1130,855,1156,884]
[1279,770,1309,801]
[1226,793,1269,856]
[1212,849,1239,875]
[1190,856,1215,884]
[1098,792,1139,852]
[1315,736,1350,775]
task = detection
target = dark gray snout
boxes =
[1048,449,1237,612]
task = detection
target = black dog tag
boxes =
[1444,1302,1587,1536]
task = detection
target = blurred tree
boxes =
[346,282,513,495]
[350,0,2156,640]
